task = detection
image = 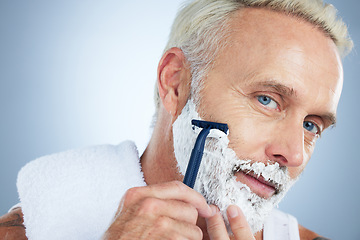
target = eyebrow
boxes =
[259,81,297,98]
[248,80,337,127]
[322,113,337,128]
[248,80,297,98]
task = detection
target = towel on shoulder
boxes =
[17,141,146,240]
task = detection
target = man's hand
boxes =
[206,205,255,240]
[0,207,27,240]
[102,181,213,240]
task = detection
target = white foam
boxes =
[173,99,297,234]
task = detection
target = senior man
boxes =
[0,0,353,239]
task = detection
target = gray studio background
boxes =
[0,0,359,239]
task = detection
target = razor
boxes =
[183,119,229,188]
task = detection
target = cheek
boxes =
[288,150,312,179]
[216,108,276,157]
[288,164,306,179]
[227,114,279,158]
[200,89,277,154]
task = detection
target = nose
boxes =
[265,118,304,167]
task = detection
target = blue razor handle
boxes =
[183,120,228,188]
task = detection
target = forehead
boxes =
[211,8,343,109]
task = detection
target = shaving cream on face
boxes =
[173,99,298,234]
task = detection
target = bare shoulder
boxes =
[298,224,330,240]
[0,207,27,240]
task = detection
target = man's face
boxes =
[172,8,343,233]
[196,8,343,197]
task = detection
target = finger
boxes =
[227,205,255,240]
[136,198,199,224]
[206,205,230,240]
[108,214,202,240]
[148,216,203,240]
[123,181,212,218]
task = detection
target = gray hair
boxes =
[154,0,353,116]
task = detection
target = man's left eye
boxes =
[303,121,319,134]
[257,95,278,109]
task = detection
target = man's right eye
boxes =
[257,95,278,110]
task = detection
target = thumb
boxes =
[227,205,255,240]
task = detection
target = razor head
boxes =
[192,119,229,134]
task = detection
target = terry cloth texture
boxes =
[17,141,146,240]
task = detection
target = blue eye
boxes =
[303,121,319,134]
[257,95,278,109]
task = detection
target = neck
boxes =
[140,144,182,185]
[140,112,182,185]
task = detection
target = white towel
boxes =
[17,141,146,240]
[263,208,300,240]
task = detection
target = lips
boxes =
[233,169,280,199]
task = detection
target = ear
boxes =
[157,47,191,117]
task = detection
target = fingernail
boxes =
[227,205,239,218]
[210,205,218,216]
